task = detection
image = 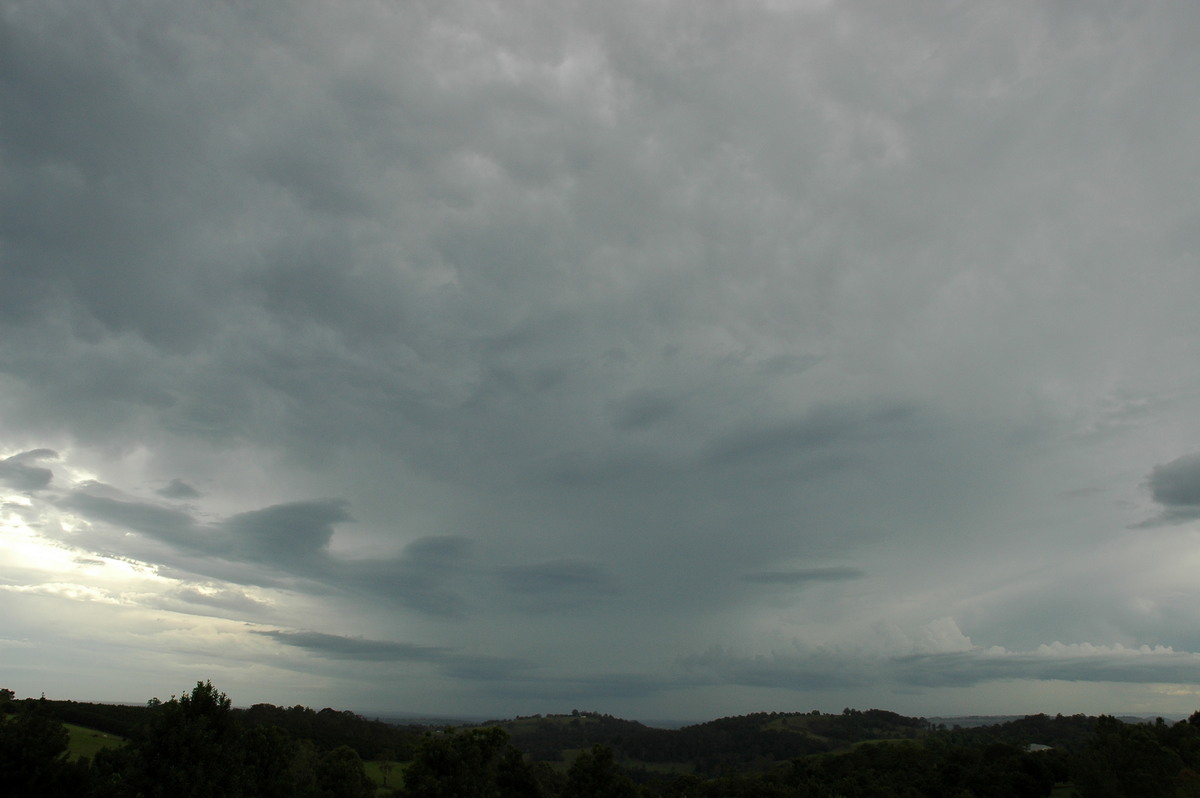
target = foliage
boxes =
[1071,715,1197,798]
[491,708,923,774]
[0,697,90,797]
[316,744,375,798]
[19,681,1200,797]
[240,724,318,798]
[240,702,421,760]
[401,726,550,797]
[562,744,640,798]
[942,713,1099,752]
[124,680,248,798]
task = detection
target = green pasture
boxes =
[65,722,125,760]
[365,758,407,792]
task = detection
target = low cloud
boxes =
[683,639,1200,692]
[701,403,919,468]
[166,585,269,614]
[59,489,471,617]
[0,449,57,491]
[258,629,529,682]
[225,500,351,566]
[157,479,201,500]
[335,536,473,618]
[486,671,693,703]
[257,630,451,662]
[741,567,864,586]
[1136,453,1200,526]
[499,559,620,612]
[894,643,1200,689]
[4,0,1200,720]
[608,391,682,431]
[61,490,208,553]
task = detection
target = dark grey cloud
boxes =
[57,489,472,617]
[679,646,870,691]
[257,630,451,663]
[61,489,207,553]
[1148,454,1200,507]
[0,2,224,352]
[3,0,1200,720]
[225,500,351,566]
[0,449,56,491]
[336,536,473,619]
[608,391,682,431]
[499,559,620,612]
[394,536,473,569]
[258,629,529,682]
[63,491,350,574]
[1137,453,1200,525]
[684,644,1200,693]
[157,479,201,500]
[891,647,1200,690]
[701,403,920,468]
[741,567,865,586]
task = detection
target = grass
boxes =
[364,758,407,792]
[64,722,125,761]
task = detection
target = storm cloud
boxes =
[1138,454,1200,525]
[741,567,865,587]
[3,0,1200,722]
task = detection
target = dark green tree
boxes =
[378,748,397,789]
[0,696,88,797]
[562,744,640,798]
[316,744,374,798]
[125,680,250,798]
[1073,715,1183,798]
[242,723,320,798]
[402,726,547,797]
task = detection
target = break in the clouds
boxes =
[3,0,1200,721]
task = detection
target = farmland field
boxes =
[65,722,125,761]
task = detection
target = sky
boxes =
[3,0,1200,724]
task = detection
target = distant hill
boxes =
[483,707,932,775]
[15,686,1200,797]
[928,715,1027,729]
[22,692,1197,783]
[35,697,427,760]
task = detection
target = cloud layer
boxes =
[3,1,1200,720]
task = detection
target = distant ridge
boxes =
[929,713,1189,729]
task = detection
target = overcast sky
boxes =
[3,0,1200,723]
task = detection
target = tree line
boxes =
[6,681,1200,796]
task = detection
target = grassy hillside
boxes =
[64,722,125,761]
